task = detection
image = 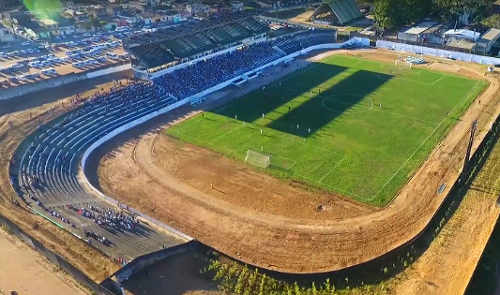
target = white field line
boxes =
[370,80,482,201]
[319,155,346,184]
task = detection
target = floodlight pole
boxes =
[463,120,478,174]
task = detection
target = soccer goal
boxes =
[245,150,271,169]
[392,59,412,75]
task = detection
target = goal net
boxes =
[392,58,412,75]
[245,150,271,169]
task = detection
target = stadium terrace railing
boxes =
[376,40,500,65]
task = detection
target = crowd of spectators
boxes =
[153,42,283,99]
[71,204,139,233]
[273,30,337,54]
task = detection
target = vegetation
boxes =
[203,258,390,295]
[374,0,433,29]
[481,13,500,29]
[167,55,486,206]
[373,0,495,29]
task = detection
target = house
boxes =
[444,29,480,42]
[186,3,211,16]
[397,21,437,43]
[421,24,446,45]
[231,1,244,12]
[476,28,500,55]
[445,38,477,53]
[0,28,15,42]
[309,0,362,25]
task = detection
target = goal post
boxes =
[245,150,271,169]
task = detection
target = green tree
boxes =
[433,0,495,23]
[374,0,433,29]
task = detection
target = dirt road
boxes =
[0,228,89,295]
[95,49,500,273]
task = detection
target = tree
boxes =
[433,0,495,24]
[374,0,432,29]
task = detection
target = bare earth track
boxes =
[96,49,500,274]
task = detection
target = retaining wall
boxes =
[113,241,197,283]
[376,40,500,65]
[0,212,115,295]
[0,63,131,101]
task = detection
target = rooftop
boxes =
[404,21,437,35]
[446,38,476,50]
[480,28,500,42]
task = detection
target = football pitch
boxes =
[167,55,487,206]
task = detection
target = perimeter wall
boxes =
[376,40,500,65]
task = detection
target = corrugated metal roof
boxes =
[481,28,500,41]
[322,0,362,25]
[403,21,437,35]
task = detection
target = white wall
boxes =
[377,40,500,65]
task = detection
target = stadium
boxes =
[5,12,500,291]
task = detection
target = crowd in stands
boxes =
[67,79,170,117]
[128,15,269,70]
[153,42,283,98]
[70,204,139,233]
[273,30,337,54]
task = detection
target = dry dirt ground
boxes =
[388,135,500,295]
[0,72,131,283]
[0,228,89,295]
[122,126,500,295]
[96,49,500,274]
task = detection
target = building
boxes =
[231,1,244,12]
[185,3,211,17]
[445,38,477,53]
[420,24,446,45]
[476,28,500,55]
[444,29,480,42]
[0,28,15,42]
[309,0,362,25]
[397,21,437,43]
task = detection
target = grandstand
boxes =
[10,81,185,259]
[310,0,362,25]
[272,30,337,54]
[127,16,271,72]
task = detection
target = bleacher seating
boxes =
[273,30,337,54]
[128,17,270,71]
[153,42,284,99]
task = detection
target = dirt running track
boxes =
[96,49,500,274]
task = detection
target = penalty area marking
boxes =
[369,80,479,202]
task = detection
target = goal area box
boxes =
[245,150,271,169]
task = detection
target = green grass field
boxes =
[167,55,488,206]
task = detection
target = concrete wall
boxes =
[0,63,132,101]
[377,40,500,65]
[112,241,197,283]
[0,212,115,295]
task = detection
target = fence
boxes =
[0,212,115,295]
[376,40,500,65]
